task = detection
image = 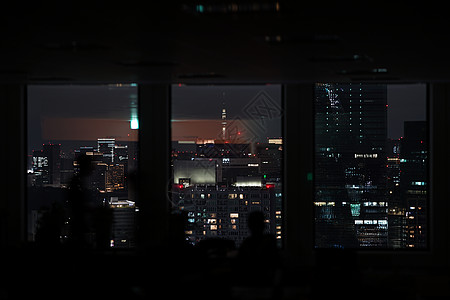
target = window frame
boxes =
[283,83,450,267]
[1,82,448,268]
[169,83,285,247]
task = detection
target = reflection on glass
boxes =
[27,84,138,249]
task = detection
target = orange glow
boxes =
[42,117,138,141]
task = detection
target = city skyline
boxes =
[27,83,428,250]
[27,84,425,155]
[27,135,283,247]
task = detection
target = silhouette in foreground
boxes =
[236,211,280,287]
[67,154,112,249]
[67,154,95,248]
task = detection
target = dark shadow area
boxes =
[235,211,280,285]
[2,236,450,300]
[3,4,450,299]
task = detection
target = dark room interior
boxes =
[1,2,450,299]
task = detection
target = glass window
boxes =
[314,83,428,249]
[171,85,283,247]
[27,84,138,249]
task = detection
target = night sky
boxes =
[27,84,139,153]
[386,83,427,139]
[27,83,426,154]
[171,85,283,143]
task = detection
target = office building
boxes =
[400,121,428,248]
[172,184,279,246]
[31,144,61,187]
[109,197,136,248]
[256,140,283,181]
[106,164,125,192]
[172,135,282,245]
[386,139,405,248]
[314,83,388,248]
[98,138,116,163]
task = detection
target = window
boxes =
[170,85,283,246]
[27,84,138,249]
[314,83,428,249]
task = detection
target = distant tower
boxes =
[221,92,227,140]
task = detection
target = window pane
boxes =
[314,83,428,249]
[171,85,283,247]
[27,84,139,249]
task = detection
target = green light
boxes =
[350,203,361,217]
[306,172,313,181]
[263,174,267,179]
[130,119,139,129]
[196,4,204,13]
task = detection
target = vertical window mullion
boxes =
[283,84,315,261]
[137,84,171,248]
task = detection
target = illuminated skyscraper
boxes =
[400,121,428,248]
[32,144,61,187]
[386,139,405,248]
[106,164,125,192]
[98,138,116,163]
[315,83,388,248]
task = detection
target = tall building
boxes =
[31,143,61,187]
[98,138,116,163]
[43,144,61,186]
[60,152,75,188]
[74,146,106,191]
[109,197,136,248]
[106,164,125,192]
[386,139,405,248]
[400,121,428,248]
[257,139,283,181]
[31,149,48,187]
[114,145,128,164]
[314,83,388,248]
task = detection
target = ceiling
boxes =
[2,1,450,84]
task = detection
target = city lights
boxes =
[27,84,139,247]
[170,84,283,247]
[315,83,427,249]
